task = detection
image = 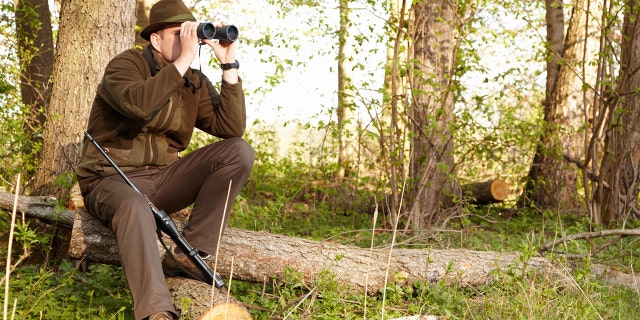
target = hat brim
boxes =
[140,22,181,40]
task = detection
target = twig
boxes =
[539,228,640,257]
[4,174,20,320]
[282,287,316,320]
[10,298,16,320]
[211,180,233,307]
[382,170,407,319]
[554,235,624,259]
[224,256,234,320]
[364,200,379,319]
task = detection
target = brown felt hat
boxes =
[140,0,196,41]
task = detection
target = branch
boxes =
[563,153,598,182]
[0,191,75,227]
[539,228,640,257]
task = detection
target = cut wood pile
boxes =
[461,179,510,204]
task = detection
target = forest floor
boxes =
[1,191,639,319]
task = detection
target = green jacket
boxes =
[76,46,246,193]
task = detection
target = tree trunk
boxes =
[32,0,136,197]
[15,0,53,126]
[378,0,410,223]
[544,0,564,94]
[15,0,54,186]
[1,192,639,292]
[524,0,601,210]
[519,0,564,210]
[592,1,640,225]
[135,0,158,49]
[66,208,551,292]
[407,0,458,228]
[336,0,357,181]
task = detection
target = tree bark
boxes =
[32,0,136,197]
[2,192,639,292]
[15,0,54,184]
[524,0,601,210]
[591,1,640,225]
[15,0,54,122]
[544,0,564,96]
[336,0,357,181]
[407,0,458,228]
[67,208,553,292]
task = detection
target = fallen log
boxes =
[461,179,510,204]
[0,192,75,226]
[66,209,640,293]
[2,191,639,294]
[67,208,553,292]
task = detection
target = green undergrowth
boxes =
[229,265,639,319]
[2,153,639,319]
[2,196,639,319]
[4,259,132,319]
[223,199,640,319]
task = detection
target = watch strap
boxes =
[221,60,240,70]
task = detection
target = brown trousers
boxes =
[82,137,254,320]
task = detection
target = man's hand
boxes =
[174,21,200,76]
[202,22,239,84]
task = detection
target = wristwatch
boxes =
[221,60,240,70]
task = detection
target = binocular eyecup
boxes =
[197,23,238,43]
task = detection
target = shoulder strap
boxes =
[142,45,157,77]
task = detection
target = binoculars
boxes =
[197,23,239,42]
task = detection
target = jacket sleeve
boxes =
[195,74,247,138]
[98,50,184,121]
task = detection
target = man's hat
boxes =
[140,0,196,41]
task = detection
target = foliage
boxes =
[0,0,639,319]
[0,1,45,192]
[3,198,639,319]
[3,261,132,319]
[454,0,545,196]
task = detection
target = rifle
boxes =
[84,131,224,288]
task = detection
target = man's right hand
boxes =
[173,21,200,76]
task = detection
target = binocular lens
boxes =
[197,23,216,39]
[223,25,239,42]
[196,23,239,43]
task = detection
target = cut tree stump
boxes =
[2,191,640,294]
[166,278,251,320]
[462,179,510,204]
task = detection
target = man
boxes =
[76,0,254,319]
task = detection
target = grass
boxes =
[224,199,640,319]
[2,193,638,319]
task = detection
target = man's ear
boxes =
[150,33,161,51]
